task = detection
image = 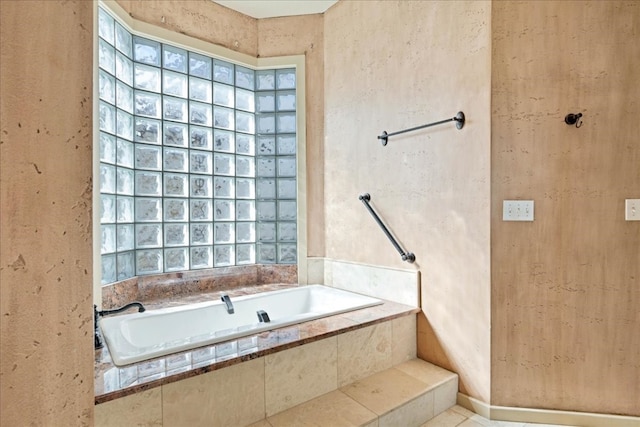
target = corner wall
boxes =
[323,1,492,402]
[491,0,640,415]
[0,1,95,425]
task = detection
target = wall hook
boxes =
[564,113,583,128]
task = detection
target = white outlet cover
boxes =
[625,199,640,221]
[503,200,534,221]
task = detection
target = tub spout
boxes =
[221,294,234,314]
[257,310,271,323]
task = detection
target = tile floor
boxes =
[421,405,574,427]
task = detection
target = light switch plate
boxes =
[625,199,640,221]
[503,200,534,221]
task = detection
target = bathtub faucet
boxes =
[94,302,146,349]
[221,294,234,314]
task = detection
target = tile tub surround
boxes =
[95,284,419,403]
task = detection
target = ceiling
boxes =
[213,0,338,19]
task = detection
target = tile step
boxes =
[253,358,459,427]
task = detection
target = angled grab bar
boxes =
[359,193,415,263]
[378,111,465,146]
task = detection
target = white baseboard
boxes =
[457,393,639,427]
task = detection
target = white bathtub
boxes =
[99,285,382,366]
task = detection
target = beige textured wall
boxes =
[0,1,95,425]
[491,0,640,416]
[323,1,492,402]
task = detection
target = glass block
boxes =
[277,91,296,111]
[165,248,189,272]
[190,151,212,174]
[256,92,275,112]
[101,254,117,285]
[235,156,254,177]
[190,175,212,198]
[213,106,233,130]
[236,134,255,155]
[164,223,188,246]
[99,39,115,75]
[257,201,276,221]
[277,179,296,199]
[214,245,234,267]
[236,223,255,243]
[276,69,296,89]
[115,22,132,57]
[116,168,134,196]
[214,153,234,176]
[257,244,276,264]
[235,66,254,90]
[257,136,275,155]
[276,113,296,133]
[277,243,297,264]
[98,8,114,44]
[164,173,189,197]
[213,83,234,107]
[101,225,116,254]
[189,52,212,79]
[257,114,275,134]
[164,123,188,147]
[213,59,233,84]
[214,223,234,244]
[257,223,276,242]
[100,195,116,224]
[190,223,212,245]
[213,130,234,153]
[236,111,255,134]
[100,133,116,164]
[163,96,188,122]
[135,118,161,144]
[189,77,212,102]
[117,252,135,281]
[115,52,133,86]
[257,158,276,177]
[256,70,275,90]
[278,200,297,221]
[163,70,188,98]
[163,147,188,172]
[213,177,234,199]
[135,91,161,118]
[116,81,134,113]
[135,145,161,170]
[135,171,162,196]
[236,200,255,221]
[278,222,296,242]
[136,249,163,275]
[214,200,234,221]
[99,102,115,134]
[190,199,212,221]
[135,198,162,222]
[190,126,212,150]
[190,246,212,269]
[236,178,255,199]
[235,88,254,112]
[117,196,134,223]
[256,179,276,199]
[163,45,187,72]
[277,135,296,155]
[99,70,115,104]
[116,224,135,251]
[190,102,212,126]
[116,109,134,141]
[116,139,134,168]
[277,157,296,177]
[136,224,162,248]
[236,244,255,265]
[100,163,116,194]
[134,63,161,92]
[133,36,161,66]
[164,198,189,222]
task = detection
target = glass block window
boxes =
[98,7,297,284]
